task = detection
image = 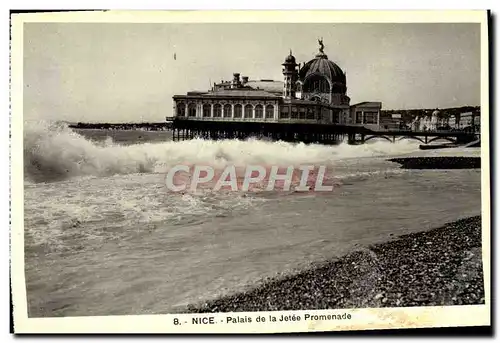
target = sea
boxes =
[23,121,482,317]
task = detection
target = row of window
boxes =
[355,111,379,124]
[279,106,340,122]
[279,106,316,120]
[176,102,346,123]
[302,76,331,93]
[176,103,275,119]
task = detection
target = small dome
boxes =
[283,49,296,64]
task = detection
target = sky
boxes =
[23,22,481,123]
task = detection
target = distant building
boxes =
[408,109,442,132]
[474,114,481,126]
[429,109,440,131]
[379,113,402,131]
[447,111,480,131]
[448,115,457,128]
[349,102,382,131]
[172,40,382,129]
[459,112,472,128]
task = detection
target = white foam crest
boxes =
[24,120,420,183]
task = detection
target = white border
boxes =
[10,9,491,334]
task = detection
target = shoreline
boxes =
[185,216,484,313]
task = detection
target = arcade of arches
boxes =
[176,102,276,120]
[176,100,342,123]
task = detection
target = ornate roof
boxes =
[205,88,280,98]
[299,40,346,85]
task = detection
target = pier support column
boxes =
[347,133,354,145]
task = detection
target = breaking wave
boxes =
[24,120,420,183]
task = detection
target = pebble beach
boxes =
[186,216,484,313]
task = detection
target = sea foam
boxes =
[24,120,421,183]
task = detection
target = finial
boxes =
[289,48,292,56]
[318,37,324,54]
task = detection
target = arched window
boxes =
[299,107,306,120]
[244,104,253,118]
[177,102,185,117]
[255,105,263,119]
[280,106,289,119]
[303,75,330,93]
[332,84,346,94]
[321,107,330,122]
[223,104,232,118]
[188,103,197,117]
[306,107,315,120]
[291,107,298,119]
[213,104,222,117]
[203,104,211,117]
[234,104,242,118]
[332,110,339,124]
[316,108,322,121]
[265,105,274,119]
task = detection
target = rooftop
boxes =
[174,87,280,98]
[244,80,283,94]
[351,101,383,107]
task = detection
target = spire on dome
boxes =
[316,37,328,58]
[318,38,324,53]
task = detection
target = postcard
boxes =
[10,10,490,334]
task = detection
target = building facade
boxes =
[172,40,381,128]
[379,113,402,131]
[349,102,382,131]
[448,111,480,131]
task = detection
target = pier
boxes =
[169,118,355,144]
[69,122,172,131]
[168,117,478,146]
[357,130,480,145]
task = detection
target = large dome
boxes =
[299,52,346,85]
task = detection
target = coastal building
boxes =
[379,113,402,131]
[458,111,480,129]
[448,111,480,131]
[448,115,457,128]
[409,109,442,132]
[172,40,381,130]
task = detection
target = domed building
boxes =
[296,43,348,105]
[172,40,381,129]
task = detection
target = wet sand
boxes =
[186,216,484,313]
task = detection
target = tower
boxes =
[282,50,298,99]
